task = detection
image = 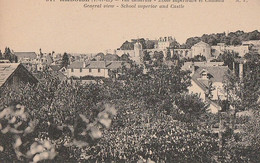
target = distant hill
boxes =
[184,30,260,48]
[119,30,260,50]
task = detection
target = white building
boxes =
[242,40,260,54]
[211,43,249,57]
[67,61,130,78]
[187,65,229,113]
[157,36,174,50]
[191,41,212,60]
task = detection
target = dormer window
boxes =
[201,72,208,79]
[200,70,209,79]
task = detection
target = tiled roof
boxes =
[14,52,37,59]
[0,63,20,87]
[68,61,130,69]
[105,61,130,69]
[68,61,85,69]
[86,61,106,69]
[49,65,61,71]
[182,62,224,71]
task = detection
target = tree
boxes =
[169,39,180,49]
[153,51,164,66]
[219,51,260,161]
[4,47,13,62]
[217,51,240,70]
[104,53,119,61]
[120,41,134,50]
[120,53,130,62]
[96,52,105,61]
[165,48,171,61]
[0,50,3,59]
[145,40,155,49]
[0,71,117,162]
[143,50,151,62]
[183,30,260,48]
[61,53,70,68]
[193,55,207,62]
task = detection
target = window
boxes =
[80,68,82,72]
[98,69,101,73]
[89,69,92,72]
[71,68,74,72]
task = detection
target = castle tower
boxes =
[133,41,143,63]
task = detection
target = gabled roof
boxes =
[182,62,224,71]
[105,61,130,69]
[68,61,85,69]
[68,61,130,69]
[0,63,20,87]
[45,55,53,64]
[86,61,106,69]
[49,65,61,71]
[0,63,38,88]
[14,52,37,59]
[192,66,229,91]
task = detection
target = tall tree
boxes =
[0,50,3,59]
[143,50,151,61]
[120,53,130,62]
[61,52,70,68]
[4,47,13,62]
[165,48,171,61]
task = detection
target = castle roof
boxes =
[192,41,210,47]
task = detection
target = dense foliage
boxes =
[185,30,260,48]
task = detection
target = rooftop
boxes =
[68,61,130,69]
[14,52,37,59]
[0,63,20,87]
[192,41,210,47]
[192,66,229,91]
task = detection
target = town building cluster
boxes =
[0,36,259,114]
[113,37,256,62]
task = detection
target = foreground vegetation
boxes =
[0,52,259,162]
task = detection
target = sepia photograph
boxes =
[0,0,260,162]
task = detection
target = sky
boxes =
[0,0,260,54]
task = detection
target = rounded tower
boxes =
[133,41,143,62]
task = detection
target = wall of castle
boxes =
[191,45,211,59]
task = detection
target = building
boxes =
[182,61,224,70]
[67,61,130,78]
[0,60,11,63]
[133,42,143,63]
[0,63,38,91]
[14,52,37,63]
[191,41,212,60]
[187,65,229,113]
[242,40,260,54]
[47,65,68,82]
[157,36,174,50]
[114,36,174,62]
[211,43,249,57]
